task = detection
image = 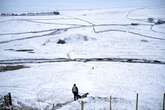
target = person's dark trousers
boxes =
[73,92,78,101]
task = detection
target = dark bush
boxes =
[0,65,28,72]
[155,19,165,25]
[148,18,154,23]
[1,13,6,16]
[53,11,60,15]
[57,39,66,44]
[131,23,139,26]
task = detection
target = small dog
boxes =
[78,93,89,99]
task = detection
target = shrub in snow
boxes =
[131,23,139,26]
[20,13,26,16]
[141,39,148,42]
[1,13,6,16]
[57,39,66,44]
[0,65,28,72]
[155,19,165,25]
[11,13,18,16]
[147,18,154,23]
[53,11,60,15]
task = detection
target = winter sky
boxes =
[0,0,165,13]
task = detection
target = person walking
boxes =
[72,84,79,101]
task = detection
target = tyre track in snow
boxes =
[1,15,165,45]
[0,28,57,36]
[22,19,86,26]
[0,17,87,36]
[150,25,165,35]
[0,23,150,44]
[1,23,165,44]
[73,16,165,40]
[0,25,87,44]
[0,18,82,26]
[0,57,165,65]
[126,8,165,40]
[0,23,135,36]
[0,29,64,44]
[0,17,90,44]
[0,17,136,36]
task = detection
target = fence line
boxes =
[80,93,165,110]
[1,92,164,110]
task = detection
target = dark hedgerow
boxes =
[0,65,29,72]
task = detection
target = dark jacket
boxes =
[72,85,78,94]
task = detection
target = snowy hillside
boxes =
[0,8,165,110]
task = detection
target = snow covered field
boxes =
[0,8,165,110]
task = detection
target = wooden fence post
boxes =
[81,101,84,110]
[136,93,138,110]
[163,93,165,110]
[109,96,112,110]
[110,96,112,110]
[52,104,55,110]
[8,92,12,106]
[4,95,9,106]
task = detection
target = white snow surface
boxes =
[0,8,165,110]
